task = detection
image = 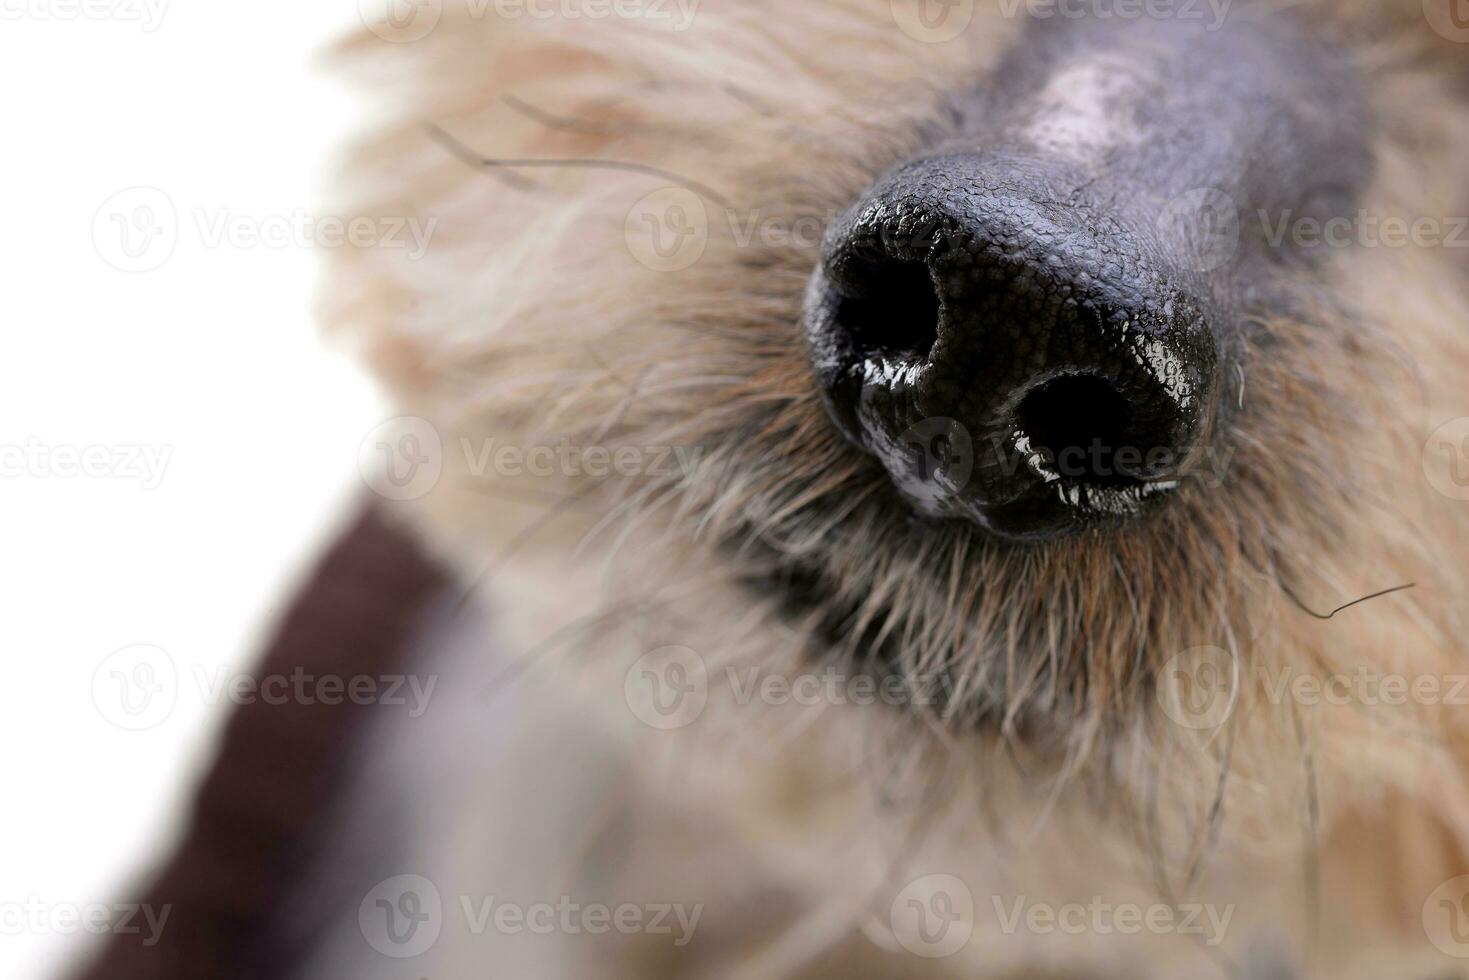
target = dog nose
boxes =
[803,153,1219,542]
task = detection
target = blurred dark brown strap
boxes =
[69,503,453,980]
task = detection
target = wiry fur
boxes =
[323,2,1469,975]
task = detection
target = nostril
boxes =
[805,155,1220,539]
[1016,374,1139,484]
[832,260,940,361]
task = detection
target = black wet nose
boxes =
[804,154,1219,542]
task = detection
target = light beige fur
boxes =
[324,2,1469,975]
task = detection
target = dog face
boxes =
[331,1,1469,972]
[332,0,1467,739]
[804,10,1370,542]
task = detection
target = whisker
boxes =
[1279,579,1416,621]
[427,122,733,207]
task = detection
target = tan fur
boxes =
[325,2,1469,975]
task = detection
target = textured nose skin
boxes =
[805,153,1216,540]
[801,9,1371,542]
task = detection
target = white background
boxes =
[0,5,385,977]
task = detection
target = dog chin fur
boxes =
[320,2,1469,975]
